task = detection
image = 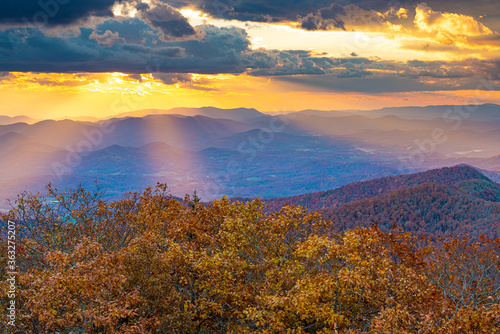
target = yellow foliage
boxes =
[0,184,499,333]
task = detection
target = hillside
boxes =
[262,166,500,239]
[320,183,500,240]
[264,166,497,210]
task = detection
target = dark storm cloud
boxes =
[0,25,252,74]
[153,73,193,84]
[96,18,155,44]
[298,3,393,31]
[245,52,375,76]
[276,73,434,93]
[275,58,500,93]
[170,0,415,22]
[1,0,498,34]
[246,50,327,76]
[121,43,186,57]
[89,30,125,47]
[0,0,116,27]
[181,24,249,58]
[137,2,197,39]
[300,4,347,30]
[172,0,500,24]
[402,59,500,80]
[0,18,382,77]
[0,1,199,44]
[170,0,500,35]
[2,20,498,90]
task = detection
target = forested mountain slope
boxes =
[262,166,500,239]
[264,165,499,211]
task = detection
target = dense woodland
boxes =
[320,183,500,240]
[263,166,500,211]
[1,180,500,333]
[264,166,500,240]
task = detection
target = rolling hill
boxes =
[261,166,500,240]
[263,166,497,209]
[319,182,500,240]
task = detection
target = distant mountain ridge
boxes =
[0,115,37,125]
[363,103,500,122]
[108,107,266,122]
[293,104,500,122]
[4,103,499,124]
[0,114,256,151]
[473,154,500,171]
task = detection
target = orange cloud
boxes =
[415,3,492,38]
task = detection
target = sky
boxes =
[1,0,500,118]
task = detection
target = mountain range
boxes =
[1,104,500,210]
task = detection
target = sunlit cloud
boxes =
[415,3,492,37]
[112,2,138,18]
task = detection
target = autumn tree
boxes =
[1,183,499,333]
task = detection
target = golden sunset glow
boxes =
[2,71,500,119]
[0,1,499,118]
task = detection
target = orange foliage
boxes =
[1,184,499,333]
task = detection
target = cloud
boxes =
[467,34,500,48]
[0,0,200,44]
[275,73,435,93]
[299,4,347,31]
[0,25,251,74]
[275,58,500,93]
[3,21,498,86]
[89,30,124,47]
[0,26,187,73]
[0,6,499,93]
[0,72,12,83]
[0,72,112,88]
[396,8,408,19]
[400,39,464,53]
[136,2,198,41]
[151,72,216,90]
[0,0,116,27]
[95,18,156,44]
[128,73,143,82]
[174,0,418,23]
[153,73,193,84]
[0,21,384,77]
[419,0,500,33]
[415,3,492,38]
[298,4,390,31]
[120,43,187,58]
[245,49,327,76]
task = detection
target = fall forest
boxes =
[1,179,500,333]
